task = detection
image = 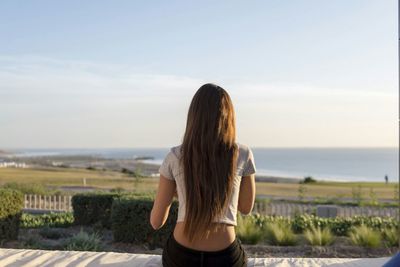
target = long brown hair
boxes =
[180,83,238,242]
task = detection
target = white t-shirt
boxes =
[158,143,256,226]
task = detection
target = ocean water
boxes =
[8,147,399,182]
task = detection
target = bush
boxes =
[21,212,74,228]
[121,168,143,178]
[292,214,398,236]
[352,186,364,205]
[111,194,177,248]
[349,225,381,248]
[302,176,317,184]
[72,192,121,228]
[236,215,264,244]
[265,222,297,246]
[304,226,335,246]
[19,235,43,249]
[63,228,103,251]
[0,189,24,240]
[382,227,399,248]
[292,214,330,234]
[39,226,68,239]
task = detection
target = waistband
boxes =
[168,232,240,256]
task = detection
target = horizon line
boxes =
[2,146,399,150]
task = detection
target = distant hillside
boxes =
[0,149,12,156]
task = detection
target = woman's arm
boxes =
[238,174,256,215]
[150,174,176,230]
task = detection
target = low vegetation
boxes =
[291,214,397,236]
[382,227,399,248]
[304,226,335,246]
[1,182,62,195]
[264,222,297,246]
[1,167,397,201]
[1,190,397,253]
[39,226,68,239]
[349,225,381,248]
[62,228,103,251]
[21,212,74,228]
[236,215,264,244]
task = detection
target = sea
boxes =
[7,147,399,183]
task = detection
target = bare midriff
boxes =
[173,221,236,251]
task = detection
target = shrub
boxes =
[352,186,363,205]
[292,214,330,234]
[63,228,103,251]
[121,168,143,178]
[72,192,121,228]
[236,215,264,244]
[304,226,335,246]
[264,222,297,246]
[302,176,317,184]
[19,235,43,249]
[292,214,398,236]
[349,225,381,248]
[21,212,74,228]
[111,194,177,248]
[297,184,307,202]
[368,188,379,206]
[382,227,399,248]
[0,189,24,240]
[39,226,68,239]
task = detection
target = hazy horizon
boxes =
[2,146,398,150]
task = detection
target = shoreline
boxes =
[0,152,397,183]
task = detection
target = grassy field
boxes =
[0,167,398,200]
[256,182,397,200]
[0,167,158,193]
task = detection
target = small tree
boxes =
[352,185,363,206]
[298,184,307,202]
[368,188,379,206]
[302,176,317,184]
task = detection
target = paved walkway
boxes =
[0,248,391,266]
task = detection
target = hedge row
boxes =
[72,192,176,247]
[111,195,178,248]
[72,193,178,247]
[72,192,120,228]
[0,189,24,240]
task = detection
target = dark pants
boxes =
[162,233,247,267]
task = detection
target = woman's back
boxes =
[159,143,256,251]
[150,83,255,267]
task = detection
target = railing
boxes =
[23,194,73,212]
[252,202,398,218]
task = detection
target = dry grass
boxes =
[0,167,396,199]
[256,182,396,199]
[0,167,158,193]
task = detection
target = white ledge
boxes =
[0,248,390,267]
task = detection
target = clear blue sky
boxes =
[0,0,398,148]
